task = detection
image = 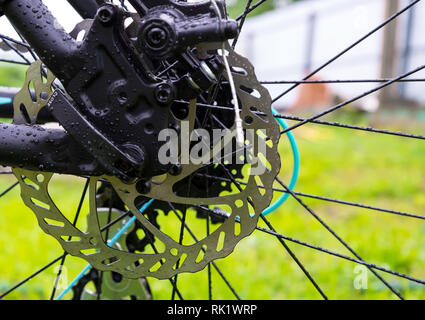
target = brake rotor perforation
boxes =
[11,14,280,278]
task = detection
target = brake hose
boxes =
[0,97,12,105]
[262,108,300,216]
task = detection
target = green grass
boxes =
[0,62,26,87]
[0,121,424,300]
[0,60,423,300]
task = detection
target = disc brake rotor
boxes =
[11,19,280,278]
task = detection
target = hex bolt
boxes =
[98,6,115,25]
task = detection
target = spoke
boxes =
[194,173,425,221]
[0,254,65,299]
[275,114,425,141]
[100,209,131,232]
[10,25,38,61]
[168,202,241,300]
[1,181,132,300]
[143,221,185,301]
[1,38,31,65]
[206,214,212,300]
[156,61,178,77]
[195,205,425,289]
[217,163,327,299]
[275,177,404,299]
[119,0,129,11]
[97,194,114,300]
[262,78,425,85]
[183,100,425,142]
[272,0,421,103]
[291,191,425,221]
[171,177,192,300]
[279,64,425,136]
[197,99,425,141]
[0,58,29,66]
[259,213,328,299]
[254,227,425,287]
[50,179,89,300]
[0,34,31,50]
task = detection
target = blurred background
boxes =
[0,0,424,300]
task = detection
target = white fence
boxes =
[1,0,424,109]
[236,0,425,109]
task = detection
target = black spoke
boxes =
[181,100,425,142]
[171,177,192,300]
[143,220,185,300]
[168,202,241,300]
[0,33,31,50]
[275,177,404,299]
[196,173,425,220]
[10,24,38,61]
[100,209,131,233]
[206,213,212,300]
[272,0,421,104]
[0,181,19,199]
[1,38,31,65]
[279,64,425,136]
[262,78,425,85]
[0,254,65,299]
[217,163,327,299]
[232,0,254,48]
[0,58,29,66]
[236,0,269,21]
[50,179,89,300]
[195,205,425,288]
[275,114,425,141]
[195,173,425,221]
[254,227,425,286]
[259,213,328,299]
[291,192,425,221]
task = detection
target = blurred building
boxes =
[0,0,423,111]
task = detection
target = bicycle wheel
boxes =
[0,0,424,300]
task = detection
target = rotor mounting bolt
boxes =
[155,83,174,105]
[169,123,181,134]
